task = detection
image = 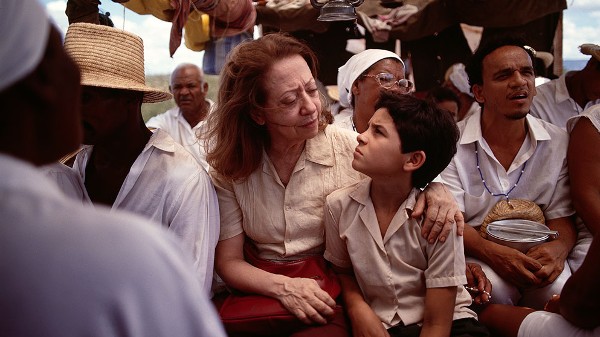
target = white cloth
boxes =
[445,63,472,97]
[0,154,226,337]
[567,104,600,133]
[530,72,600,129]
[518,311,600,337]
[337,49,403,108]
[45,129,220,294]
[325,182,475,328]
[146,101,215,171]
[332,107,355,131]
[441,111,575,309]
[0,0,49,91]
[461,101,481,122]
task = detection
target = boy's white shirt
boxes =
[324,178,475,329]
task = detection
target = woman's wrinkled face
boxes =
[257,55,321,144]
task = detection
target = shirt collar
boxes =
[304,128,336,167]
[460,109,551,145]
[349,178,419,212]
[553,72,574,104]
[147,128,177,153]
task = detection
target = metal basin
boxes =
[485,219,550,253]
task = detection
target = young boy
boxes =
[324,92,489,337]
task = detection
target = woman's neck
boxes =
[266,140,306,187]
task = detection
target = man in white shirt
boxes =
[530,44,600,129]
[0,1,225,336]
[147,63,215,170]
[441,37,577,310]
[46,23,220,295]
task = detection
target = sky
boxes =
[42,0,600,75]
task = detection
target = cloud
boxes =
[566,0,600,10]
[563,15,600,59]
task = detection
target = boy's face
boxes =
[352,108,409,178]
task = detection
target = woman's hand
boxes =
[276,276,337,325]
[413,182,464,243]
[465,262,492,305]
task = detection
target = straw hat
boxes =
[64,23,171,103]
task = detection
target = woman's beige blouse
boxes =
[211,126,362,260]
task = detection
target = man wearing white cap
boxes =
[45,22,220,295]
[530,43,600,129]
[334,49,413,133]
[0,1,225,336]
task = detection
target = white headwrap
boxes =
[337,49,403,108]
[0,0,50,92]
[444,63,472,97]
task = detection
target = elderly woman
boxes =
[334,49,413,133]
[206,33,463,336]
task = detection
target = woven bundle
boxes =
[64,23,171,103]
[480,199,545,238]
[580,44,600,62]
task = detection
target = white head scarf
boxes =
[337,49,404,108]
[444,63,473,97]
[0,0,50,92]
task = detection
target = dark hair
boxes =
[466,36,534,87]
[425,86,461,112]
[375,91,459,188]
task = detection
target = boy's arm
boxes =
[420,287,456,337]
[332,266,390,337]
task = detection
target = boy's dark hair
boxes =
[425,86,461,112]
[375,91,459,188]
[466,35,534,87]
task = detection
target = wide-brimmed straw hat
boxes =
[64,23,171,103]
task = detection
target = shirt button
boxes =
[285,206,291,211]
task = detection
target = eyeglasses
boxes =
[362,72,413,93]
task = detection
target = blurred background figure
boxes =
[0,1,225,336]
[426,85,461,120]
[147,63,215,171]
[443,63,480,122]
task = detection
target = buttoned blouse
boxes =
[530,72,600,129]
[211,125,362,260]
[440,110,575,227]
[324,180,475,328]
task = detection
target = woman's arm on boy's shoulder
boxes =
[420,286,457,337]
[332,265,390,337]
